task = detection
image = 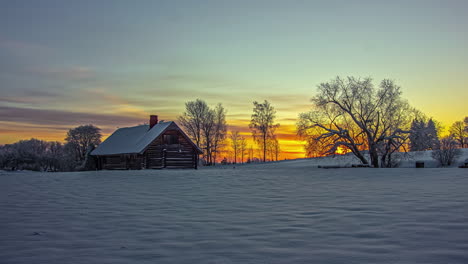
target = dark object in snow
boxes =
[415,161,425,168]
[352,164,371,168]
[318,165,348,169]
[459,160,468,168]
[318,164,370,169]
[91,115,203,170]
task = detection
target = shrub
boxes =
[431,137,462,167]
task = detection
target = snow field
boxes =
[1,161,468,263]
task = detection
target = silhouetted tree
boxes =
[65,125,101,163]
[212,104,227,164]
[178,99,208,148]
[230,131,241,164]
[239,136,247,164]
[465,117,468,133]
[179,99,227,165]
[298,77,412,167]
[250,100,280,162]
[449,120,467,148]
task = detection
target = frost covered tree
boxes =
[409,118,439,151]
[65,124,101,163]
[426,119,439,148]
[298,77,413,168]
[0,139,71,171]
[431,136,461,167]
[249,100,280,162]
[409,119,426,151]
[449,120,467,148]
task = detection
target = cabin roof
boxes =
[91,121,202,156]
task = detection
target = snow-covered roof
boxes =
[91,121,173,155]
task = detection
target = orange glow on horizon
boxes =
[0,117,307,160]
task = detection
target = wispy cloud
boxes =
[0,37,50,56]
[0,106,143,128]
[32,66,96,80]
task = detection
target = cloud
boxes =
[0,37,50,56]
[0,90,64,104]
[32,66,96,80]
[0,106,144,128]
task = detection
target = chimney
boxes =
[149,115,158,129]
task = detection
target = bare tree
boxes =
[465,117,468,133]
[449,121,467,148]
[298,77,413,167]
[273,137,280,161]
[212,104,227,164]
[201,108,216,165]
[178,99,209,147]
[179,99,227,166]
[248,145,254,163]
[65,124,101,163]
[239,136,247,164]
[230,131,241,164]
[250,100,280,162]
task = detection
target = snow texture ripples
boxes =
[1,162,468,263]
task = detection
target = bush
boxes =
[431,137,461,167]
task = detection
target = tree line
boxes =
[0,125,101,171]
[0,99,283,171]
[178,99,281,165]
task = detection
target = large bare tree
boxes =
[249,100,280,162]
[298,77,413,168]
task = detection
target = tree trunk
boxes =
[369,144,379,168]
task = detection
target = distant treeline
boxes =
[0,125,101,172]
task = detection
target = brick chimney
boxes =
[149,115,158,129]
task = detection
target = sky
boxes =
[1,0,467,159]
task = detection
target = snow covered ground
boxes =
[281,148,468,168]
[1,161,468,263]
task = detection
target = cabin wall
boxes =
[144,124,198,169]
[99,154,144,170]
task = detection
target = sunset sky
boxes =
[1,0,467,159]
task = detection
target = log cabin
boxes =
[91,115,203,170]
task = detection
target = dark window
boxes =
[164,134,179,145]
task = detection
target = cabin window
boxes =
[164,134,179,145]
